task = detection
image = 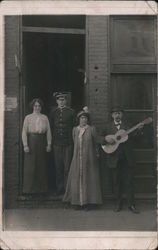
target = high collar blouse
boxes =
[22,113,52,147]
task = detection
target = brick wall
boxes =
[87,16,112,196]
[87,16,109,132]
[4,16,21,208]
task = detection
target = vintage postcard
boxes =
[0,1,157,249]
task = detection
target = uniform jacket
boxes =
[102,119,135,168]
[50,106,75,146]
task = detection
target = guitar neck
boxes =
[126,123,142,135]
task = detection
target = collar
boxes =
[78,125,88,138]
[58,105,66,109]
[58,106,66,110]
[33,112,41,116]
[114,120,122,125]
[78,124,89,130]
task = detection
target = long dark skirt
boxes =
[23,134,48,194]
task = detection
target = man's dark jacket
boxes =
[102,120,136,168]
[49,106,75,146]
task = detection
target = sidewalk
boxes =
[4,201,157,231]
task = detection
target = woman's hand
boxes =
[96,153,100,158]
[24,146,30,153]
[46,145,51,152]
[96,146,100,158]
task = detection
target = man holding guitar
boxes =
[102,106,152,214]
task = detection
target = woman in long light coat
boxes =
[63,108,102,209]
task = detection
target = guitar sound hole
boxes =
[116,135,121,141]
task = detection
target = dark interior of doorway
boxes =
[22,24,85,195]
[23,32,85,116]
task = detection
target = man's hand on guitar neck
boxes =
[138,122,144,130]
[134,122,144,136]
[105,136,115,145]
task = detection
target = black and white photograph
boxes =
[0,1,157,249]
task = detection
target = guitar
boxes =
[101,117,152,154]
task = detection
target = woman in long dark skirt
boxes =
[22,98,52,196]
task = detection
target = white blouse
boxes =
[22,113,52,147]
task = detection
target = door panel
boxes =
[111,75,154,110]
[110,16,157,73]
[110,74,156,195]
[110,16,157,196]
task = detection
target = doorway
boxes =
[23,32,85,115]
[22,16,86,195]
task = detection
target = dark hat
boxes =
[111,105,124,113]
[53,92,67,99]
[77,111,89,119]
[77,106,90,119]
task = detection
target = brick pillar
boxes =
[86,16,112,197]
[4,16,21,208]
[86,16,109,131]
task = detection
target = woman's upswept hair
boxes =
[29,98,44,111]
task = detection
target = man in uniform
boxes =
[102,106,143,213]
[50,92,75,196]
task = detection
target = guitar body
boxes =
[102,129,128,154]
[101,117,152,154]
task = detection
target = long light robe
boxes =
[63,125,102,205]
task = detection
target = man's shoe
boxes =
[73,205,82,210]
[114,204,122,212]
[63,203,69,209]
[128,205,140,214]
[83,205,90,211]
[56,190,64,196]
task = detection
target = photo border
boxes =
[0,1,157,249]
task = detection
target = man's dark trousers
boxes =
[53,144,73,195]
[110,157,135,207]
